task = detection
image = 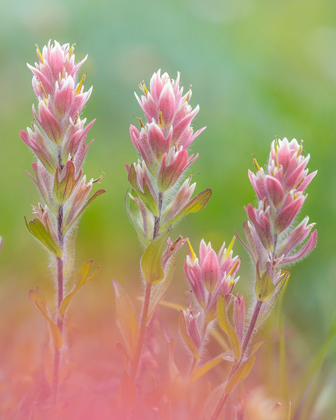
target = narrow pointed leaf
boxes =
[161,188,212,230]
[147,264,175,320]
[141,230,169,285]
[217,295,241,361]
[59,260,100,317]
[113,281,139,356]
[29,290,63,350]
[225,355,255,394]
[192,356,225,382]
[178,310,200,360]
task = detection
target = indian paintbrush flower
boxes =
[117,70,211,385]
[21,41,104,405]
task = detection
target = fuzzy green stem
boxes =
[130,193,163,380]
[52,204,64,406]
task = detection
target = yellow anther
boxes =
[227,258,240,277]
[39,81,48,99]
[224,236,235,258]
[35,44,44,64]
[139,81,148,95]
[297,139,304,157]
[293,177,304,190]
[274,137,280,169]
[68,43,76,57]
[187,240,197,262]
[159,111,163,126]
[253,157,261,171]
[76,73,87,94]
[229,279,235,287]
[136,117,144,129]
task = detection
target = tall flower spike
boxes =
[21,41,104,405]
[211,140,317,420]
[119,70,211,384]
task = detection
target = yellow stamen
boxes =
[39,81,48,99]
[297,139,304,157]
[76,73,87,94]
[68,43,76,57]
[224,236,235,259]
[136,117,144,129]
[227,258,240,278]
[35,44,44,64]
[139,81,148,95]
[187,240,196,262]
[159,111,163,126]
[274,137,280,169]
[253,157,261,171]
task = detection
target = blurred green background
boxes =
[0,0,335,416]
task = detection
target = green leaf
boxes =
[192,356,225,382]
[224,341,266,395]
[217,295,241,361]
[25,217,62,258]
[147,263,175,320]
[59,260,100,317]
[255,270,276,302]
[141,230,169,285]
[124,191,151,246]
[29,290,63,350]
[113,281,139,356]
[225,354,255,394]
[161,188,212,230]
[178,310,200,360]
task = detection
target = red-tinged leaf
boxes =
[141,230,170,285]
[178,310,200,360]
[113,281,139,356]
[59,260,100,317]
[117,342,131,374]
[29,290,62,350]
[217,295,241,361]
[192,356,225,382]
[118,370,138,411]
[161,188,212,230]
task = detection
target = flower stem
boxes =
[211,301,263,420]
[130,192,163,380]
[130,283,152,379]
[52,205,64,405]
